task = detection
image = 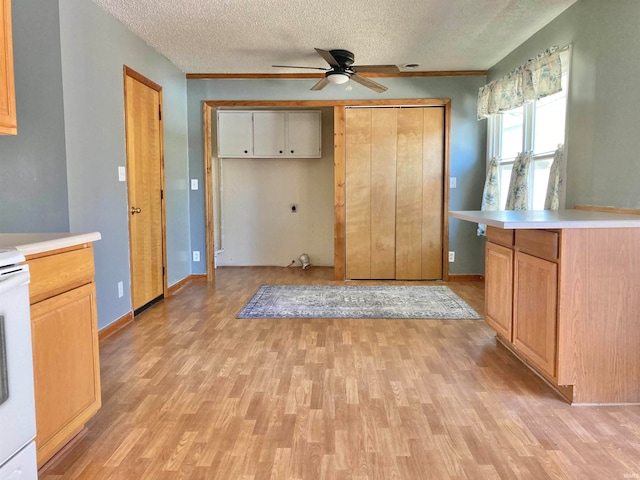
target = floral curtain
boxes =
[478,47,562,119]
[477,157,500,236]
[505,152,532,211]
[544,145,564,210]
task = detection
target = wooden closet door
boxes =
[395,109,424,280]
[421,107,444,279]
[345,108,372,279]
[370,109,397,279]
[395,107,444,280]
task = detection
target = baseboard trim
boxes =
[167,274,208,295]
[448,274,484,282]
[98,311,133,342]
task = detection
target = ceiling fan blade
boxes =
[350,73,388,93]
[310,77,330,91]
[272,65,328,71]
[314,48,341,68]
[352,64,400,73]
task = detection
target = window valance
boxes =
[477,46,562,120]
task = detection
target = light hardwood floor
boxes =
[40,267,640,479]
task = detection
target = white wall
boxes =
[187,76,488,275]
[58,0,191,329]
[215,108,334,266]
[489,0,640,209]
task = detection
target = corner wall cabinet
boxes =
[0,0,17,135]
[27,243,101,467]
[217,110,322,158]
[484,224,640,404]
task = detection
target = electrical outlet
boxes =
[193,251,200,262]
[117,281,124,298]
[450,177,457,189]
[448,251,455,262]
[191,179,199,190]
[118,166,126,182]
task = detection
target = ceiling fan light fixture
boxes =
[326,71,350,85]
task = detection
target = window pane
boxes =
[533,75,568,155]
[531,158,553,210]
[500,107,523,159]
[498,164,513,210]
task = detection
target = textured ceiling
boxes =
[91,0,578,74]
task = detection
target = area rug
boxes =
[237,285,481,319]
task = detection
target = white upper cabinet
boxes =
[287,111,322,157]
[253,111,286,157]
[217,111,254,157]
[217,110,322,158]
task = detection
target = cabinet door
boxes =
[217,111,253,157]
[485,242,513,340]
[253,111,285,157]
[31,283,101,466]
[287,111,321,157]
[513,252,558,378]
[0,0,17,135]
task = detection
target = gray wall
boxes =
[58,0,191,328]
[187,76,488,275]
[0,0,69,233]
[489,0,640,209]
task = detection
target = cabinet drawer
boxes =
[486,226,514,248]
[27,246,95,304]
[515,230,559,261]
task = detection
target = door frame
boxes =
[202,98,451,282]
[123,66,168,308]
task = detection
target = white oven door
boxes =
[0,268,36,467]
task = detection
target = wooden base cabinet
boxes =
[485,226,640,404]
[513,252,557,378]
[484,241,513,340]
[27,244,101,466]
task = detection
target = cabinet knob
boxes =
[290,150,294,154]
[244,150,248,154]
[279,150,283,154]
[131,207,141,215]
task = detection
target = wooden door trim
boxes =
[202,98,450,282]
[123,66,168,304]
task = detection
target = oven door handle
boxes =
[0,271,30,295]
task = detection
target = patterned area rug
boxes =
[237,285,481,319]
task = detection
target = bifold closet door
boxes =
[345,106,443,280]
[396,107,443,280]
[345,108,397,279]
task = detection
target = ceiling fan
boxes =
[273,48,399,93]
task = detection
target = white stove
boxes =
[0,249,38,479]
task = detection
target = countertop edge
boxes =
[13,232,102,256]
[449,210,640,229]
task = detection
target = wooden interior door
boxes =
[124,67,165,312]
[345,106,443,280]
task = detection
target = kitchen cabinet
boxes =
[27,243,101,467]
[456,208,640,404]
[484,233,513,340]
[513,250,557,378]
[217,110,322,158]
[0,0,17,135]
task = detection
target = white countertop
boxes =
[0,232,101,256]
[449,210,640,229]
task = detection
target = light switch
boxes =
[450,177,457,189]
[191,179,199,190]
[118,166,126,182]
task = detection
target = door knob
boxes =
[131,207,141,215]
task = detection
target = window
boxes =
[487,50,570,210]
